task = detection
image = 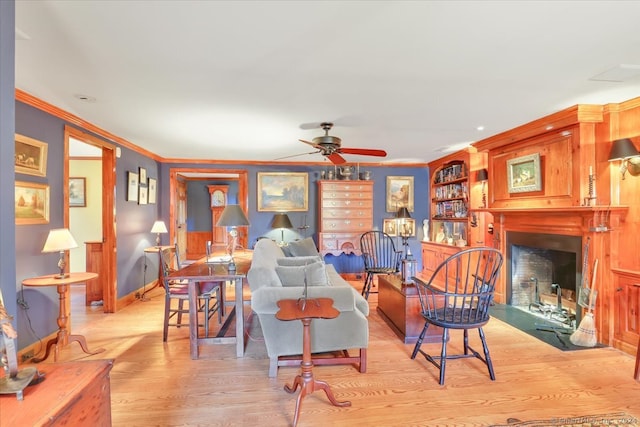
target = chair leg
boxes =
[478,327,495,380]
[361,273,372,299]
[177,299,184,327]
[163,295,170,342]
[463,329,469,355]
[203,295,210,338]
[439,328,449,385]
[411,322,430,359]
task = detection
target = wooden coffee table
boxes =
[376,274,442,344]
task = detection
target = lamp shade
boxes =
[609,138,639,160]
[150,220,168,234]
[216,205,250,227]
[270,213,293,229]
[396,207,412,219]
[42,228,78,253]
[476,168,489,181]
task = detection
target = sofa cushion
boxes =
[247,265,283,289]
[287,237,321,257]
[275,261,329,287]
[276,256,322,266]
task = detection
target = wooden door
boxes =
[85,241,104,305]
[176,180,188,261]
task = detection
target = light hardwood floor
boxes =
[53,282,640,426]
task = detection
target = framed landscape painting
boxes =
[257,172,308,212]
[69,177,86,207]
[386,176,414,212]
[507,153,542,193]
[15,181,50,225]
[15,134,48,177]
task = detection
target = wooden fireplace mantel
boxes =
[481,205,628,216]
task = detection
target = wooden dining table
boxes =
[167,251,251,359]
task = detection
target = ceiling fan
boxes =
[282,122,387,165]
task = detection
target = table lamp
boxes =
[396,207,413,257]
[42,228,79,279]
[270,213,293,246]
[216,205,250,272]
[151,220,168,246]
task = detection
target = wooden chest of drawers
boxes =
[318,180,373,256]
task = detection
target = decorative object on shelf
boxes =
[257,172,308,212]
[396,207,414,257]
[15,134,48,177]
[69,177,86,207]
[42,228,79,279]
[151,220,168,246]
[476,168,488,208]
[15,181,50,225]
[216,205,250,272]
[583,166,597,206]
[148,178,157,204]
[338,165,355,180]
[422,219,430,242]
[386,176,414,212]
[126,171,139,202]
[608,137,640,179]
[270,213,293,246]
[138,167,147,183]
[507,153,542,193]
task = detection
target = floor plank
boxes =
[44,280,640,426]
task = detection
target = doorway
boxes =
[64,126,118,313]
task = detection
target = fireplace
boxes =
[506,231,583,327]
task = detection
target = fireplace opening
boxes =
[506,231,583,329]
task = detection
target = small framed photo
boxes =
[139,185,148,205]
[127,171,139,202]
[15,181,50,225]
[148,178,157,204]
[386,176,414,213]
[15,134,48,177]
[507,153,542,193]
[69,177,86,207]
[139,167,147,183]
[383,218,398,236]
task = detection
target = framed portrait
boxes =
[139,185,148,205]
[148,178,157,204]
[257,172,308,212]
[398,218,416,237]
[15,134,48,177]
[139,167,147,183]
[127,171,139,202]
[386,176,414,212]
[507,153,542,193]
[15,181,50,225]
[383,218,398,236]
[69,177,86,207]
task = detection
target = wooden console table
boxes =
[1,359,113,426]
[22,272,105,363]
[377,274,442,344]
[276,298,351,427]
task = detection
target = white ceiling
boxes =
[14,1,640,165]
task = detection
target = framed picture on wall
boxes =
[69,177,86,207]
[507,153,542,193]
[257,172,308,212]
[15,181,50,225]
[383,218,398,236]
[386,176,414,212]
[127,171,139,202]
[139,185,148,205]
[139,167,147,183]
[15,134,48,177]
[148,178,157,204]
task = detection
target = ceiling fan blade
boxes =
[274,150,320,161]
[339,148,387,157]
[299,139,321,149]
[327,152,347,164]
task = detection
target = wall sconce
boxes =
[476,168,488,208]
[608,138,640,180]
[270,213,293,246]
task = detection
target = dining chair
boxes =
[159,246,223,341]
[359,231,402,299]
[411,247,503,385]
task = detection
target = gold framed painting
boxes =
[15,134,48,177]
[386,175,414,212]
[69,177,86,207]
[383,218,398,236]
[507,153,542,193]
[257,172,308,212]
[15,181,50,225]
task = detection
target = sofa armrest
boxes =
[252,286,363,315]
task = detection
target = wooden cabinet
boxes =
[318,180,373,256]
[2,359,113,426]
[85,241,103,306]
[613,268,640,355]
[421,241,462,284]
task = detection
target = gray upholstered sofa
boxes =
[248,238,369,377]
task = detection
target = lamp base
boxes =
[54,273,70,279]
